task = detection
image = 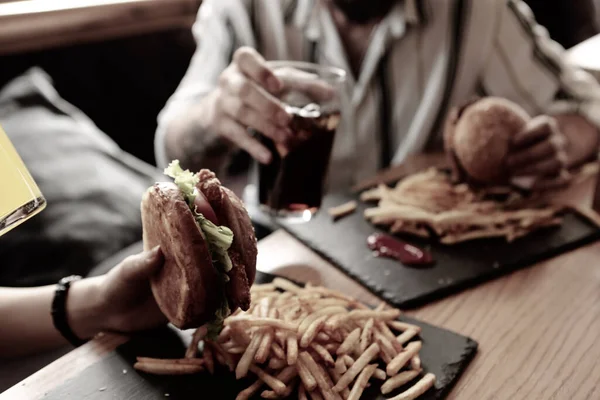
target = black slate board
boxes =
[43,272,478,400]
[279,192,600,309]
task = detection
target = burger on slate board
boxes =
[444,96,531,185]
[141,161,257,337]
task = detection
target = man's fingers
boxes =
[233,47,281,93]
[221,96,290,143]
[219,118,272,164]
[224,73,291,128]
[512,157,563,177]
[507,140,555,170]
[120,246,164,281]
[512,116,556,149]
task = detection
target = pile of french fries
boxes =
[361,168,563,244]
[134,278,435,400]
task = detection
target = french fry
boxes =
[261,379,297,399]
[381,370,421,394]
[334,356,347,375]
[360,319,374,353]
[373,368,387,380]
[218,325,232,342]
[299,307,347,336]
[388,373,436,400]
[297,357,318,391]
[185,326,207,358]
[375,331,398,360]
[136,357,205,366]
[229,323,252,346]
[341,355,354,369]
[396,328,419,345]
[272,342,286,360]
[310,343,335,367]
[347,364,377,400]
[299,352,342,400]
[387,341,423,376]
[236,333,262,379]
[411,355,421,370]
[277,365,298,382]
[336,328,360,355]
[324,343,340,353]
[255,328,274,364]
[134,361,203,375]
[310,391,324,400]
[328,367,351,399]
[388,321,422,334]
[268,357,287,370]
[207,341,234,372]
[301,315,329,347]
[273,277,304,293]
[257,365,299,399]
[333,343,380,392]
[328,200,357,220]
[345,309,401,321]
[250,283,276,293]
[376,321,404,353]
[299,384,309,400]
[249,366,287,396]
[226,316,298,332]
[287,335,299,365]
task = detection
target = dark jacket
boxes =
[524,0,598,48]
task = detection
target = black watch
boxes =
[51,275,87,347]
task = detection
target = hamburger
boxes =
[444,97,531,185]
[141,161,257,336]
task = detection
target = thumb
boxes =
[119,246,164,281]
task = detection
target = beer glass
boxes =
[0,125,46,236]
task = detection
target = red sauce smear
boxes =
[367,233,434,266]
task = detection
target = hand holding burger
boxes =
[141,161,257,337]
[445,97,597,189]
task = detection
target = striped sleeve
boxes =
[154,0,255,168]
[480,0,600,128]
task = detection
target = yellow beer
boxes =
[0,125,46,236]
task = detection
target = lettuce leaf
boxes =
[164,160,233,338]
[164,160,199,205]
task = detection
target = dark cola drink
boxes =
[258,103,341,217]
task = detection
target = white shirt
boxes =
[155,0,600,192]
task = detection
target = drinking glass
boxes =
[258,61,347,222]
[0,125,46,236]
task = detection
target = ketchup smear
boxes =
[367,233,434,266]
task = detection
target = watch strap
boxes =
[51,275,87,347]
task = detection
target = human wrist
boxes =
[66,277,105,340]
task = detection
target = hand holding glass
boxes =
[258,62,346,222]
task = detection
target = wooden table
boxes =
[0,0,201,56]
[2,166,600,400]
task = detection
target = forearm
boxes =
[163,91,233,173]
[0,278,104,359]
[554,113,600,167]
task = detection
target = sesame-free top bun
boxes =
[446,97,531,184]
[196,169,257,312]
[141,182,221,330]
